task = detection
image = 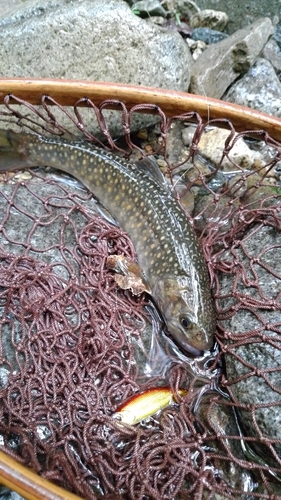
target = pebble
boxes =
[186,38,207,59]
[132,0,167,17]
[189,8,229,31]
[191,27,229,44]
[137,128,148,140]
[14,171,33,181]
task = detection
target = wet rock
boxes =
[191,27,229,45]
[223,58,281,117]
[243,181,278,210]
[189,18,274,99]
[193,192,239,234]
[262,38,281,74]
[218,222,281,460]
[197,394,256,497]
[189,9,229,31]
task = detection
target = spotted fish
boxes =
[0,129,216,356]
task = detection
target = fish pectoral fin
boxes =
[106,255,151,295]
[134,157,169,192]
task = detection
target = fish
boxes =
[113,387,188,425]
[0,129,216,356]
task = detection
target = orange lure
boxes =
[114,387,188,425]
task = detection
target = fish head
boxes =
[153,274,215,357]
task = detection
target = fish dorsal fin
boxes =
[134,156,169,192]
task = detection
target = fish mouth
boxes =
[166,328,203,357]
[175,338,203,357]
[167,322,212,357]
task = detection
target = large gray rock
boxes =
[189,18,274,99]
[0,0,192,90]
[0,0,193,137]
[223,58,281,117]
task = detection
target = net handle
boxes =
[0,449,85,500]
[0,78,281,140]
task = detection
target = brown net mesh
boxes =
[0,93,281,499]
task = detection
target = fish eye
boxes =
[180,315,192,330]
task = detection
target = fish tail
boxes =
[0,129,30,172]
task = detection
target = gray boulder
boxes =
[0,0,193,136]
[0,0,192,90]
[189,18,274,99]
[223,58,281,117]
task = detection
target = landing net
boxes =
[0,94,280,499]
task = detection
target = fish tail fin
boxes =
[0,129,30,172]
